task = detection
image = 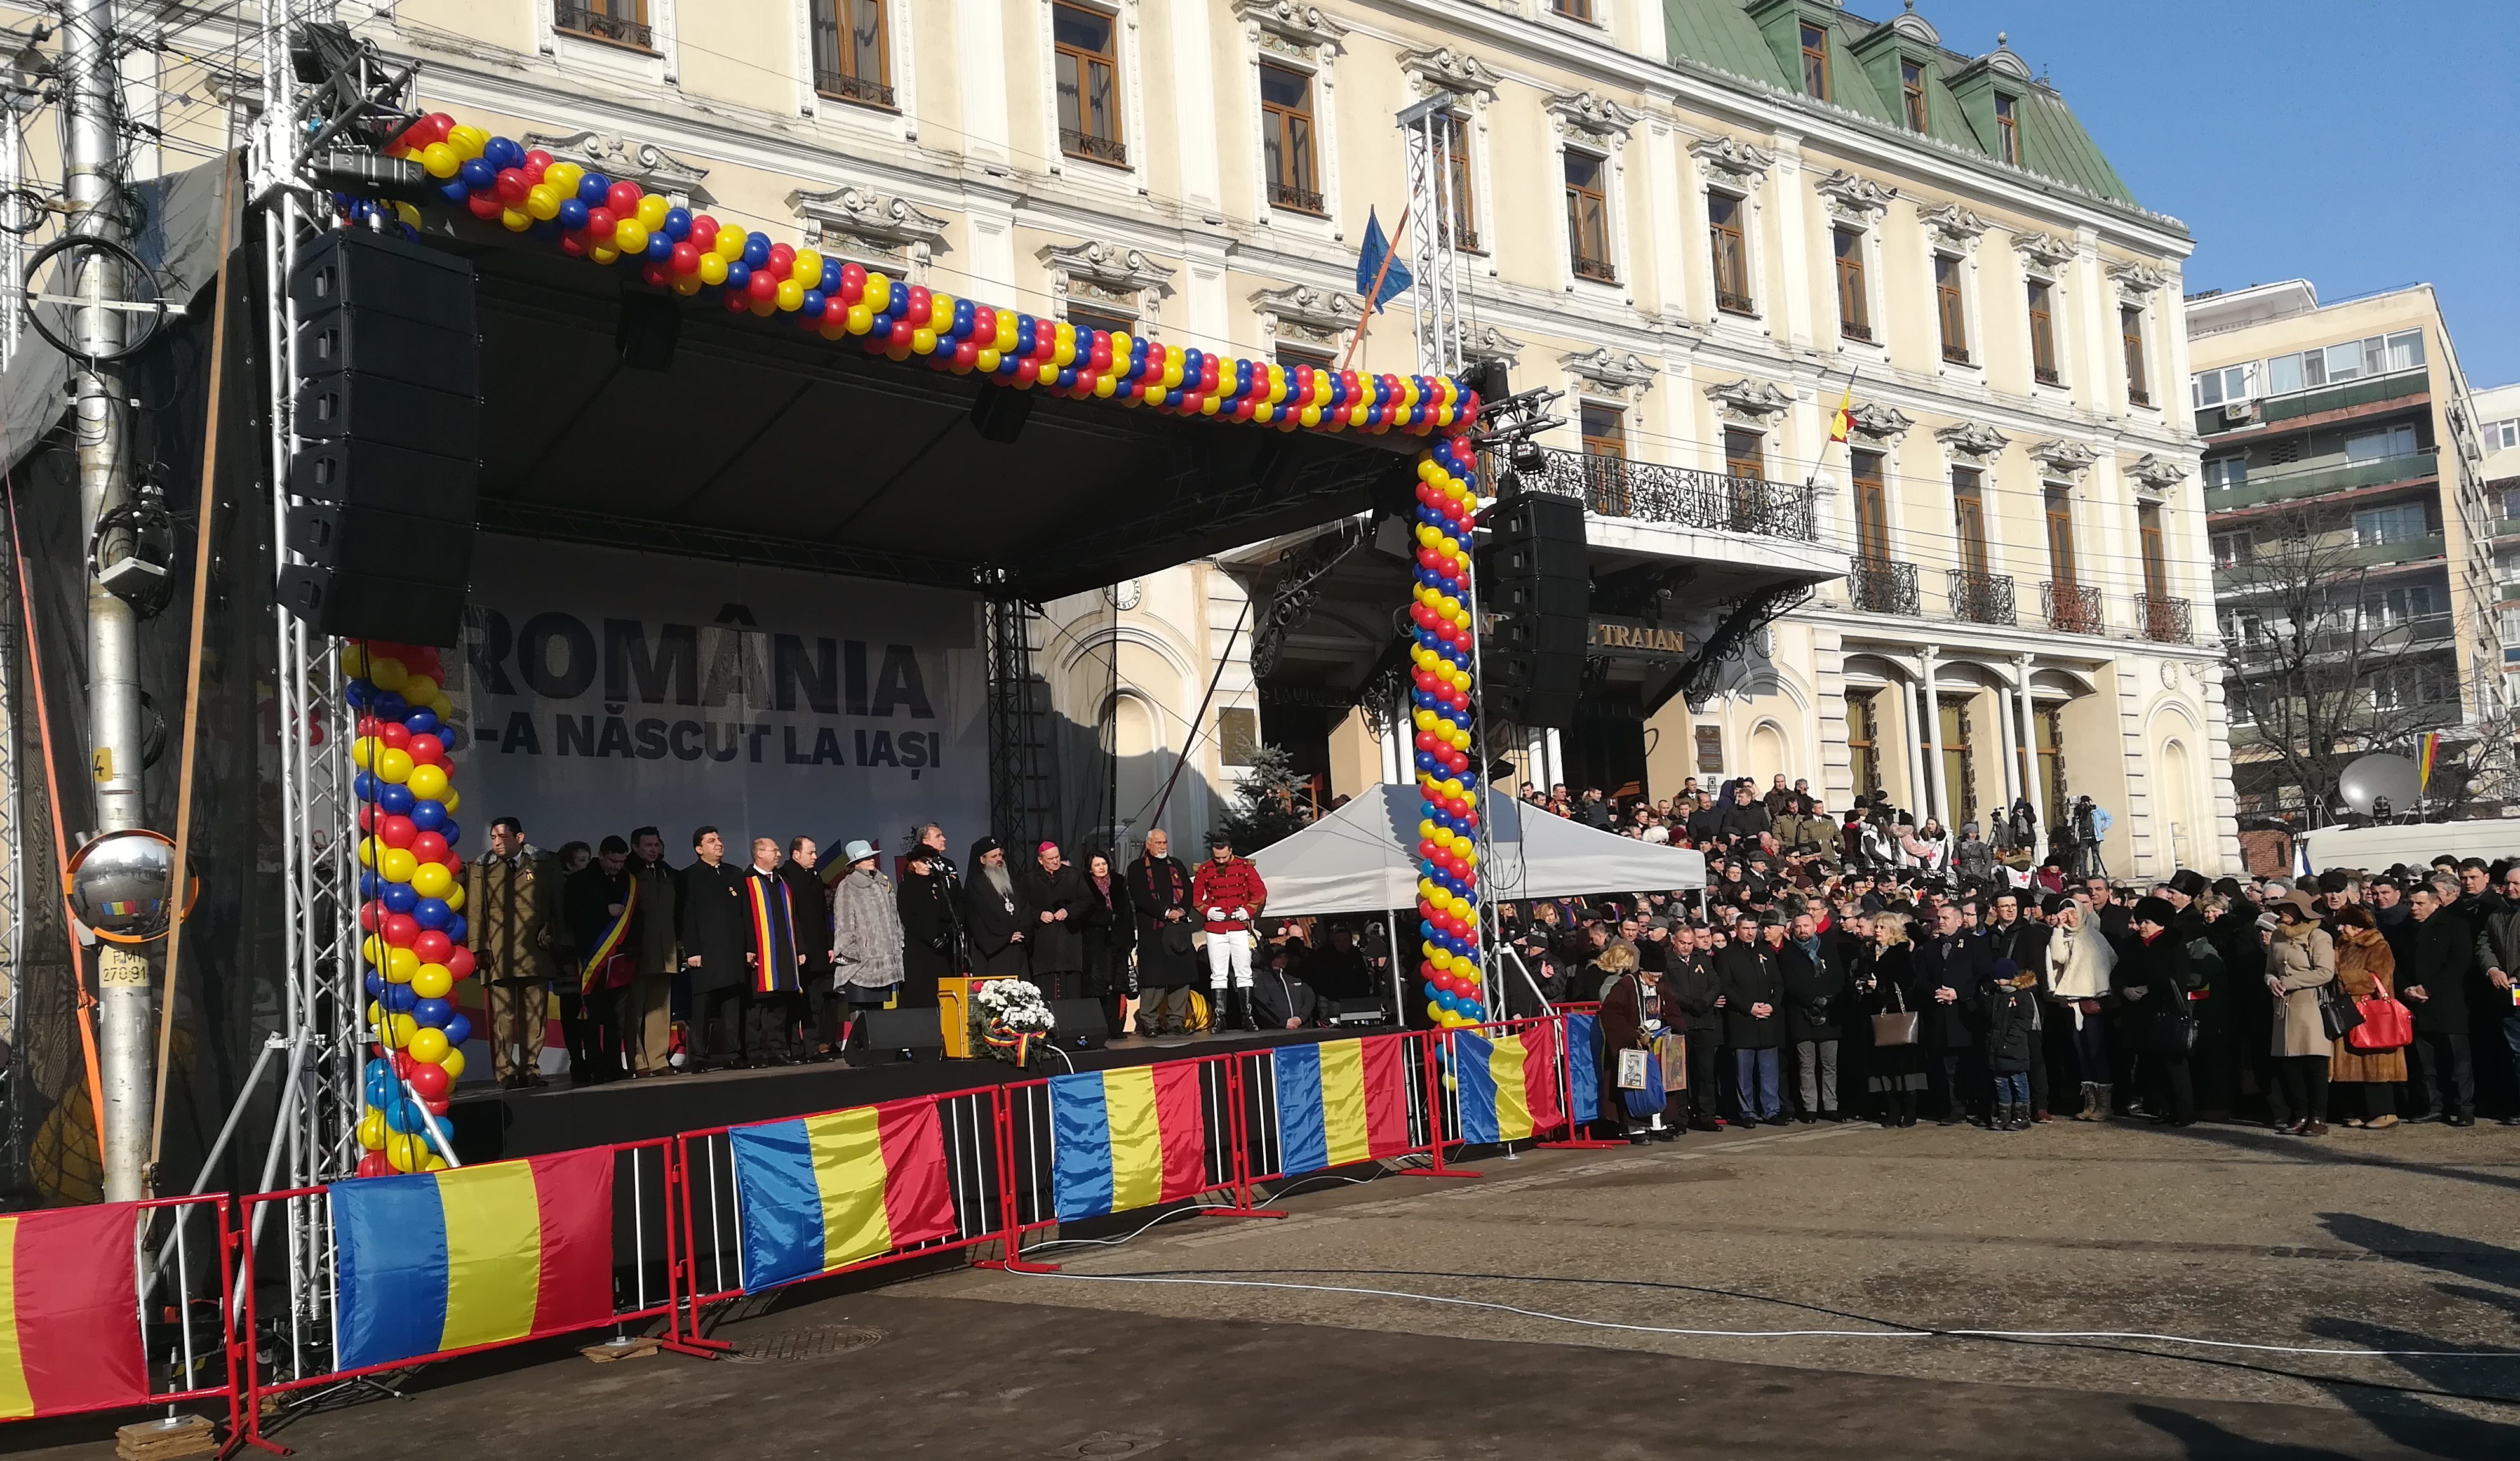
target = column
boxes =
[1992,682,2021,808]
[1900,679,1929,822]
[2016,654,2042,813]
[1920,648,1950,827]
[1544,728,1566,789]
[1383,707,1409,785]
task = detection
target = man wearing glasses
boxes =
[2471,867,2520,1126]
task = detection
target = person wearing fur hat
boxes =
[2263,888,2339,1135]
[2044,893,2117,1119]
[2117,895,2197,1126]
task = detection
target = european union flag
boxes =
[1355,208,1413,313]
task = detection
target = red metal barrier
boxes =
[1230,1031,1449,1190]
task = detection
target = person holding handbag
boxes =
[1856,911,1928,1128]
[2263,890,2338,1135]
[2328,905,2406,1130]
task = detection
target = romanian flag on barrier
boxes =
[0,1204,148,1419]
[333,1149,615,1371]
[1565,1015,1600,1126]
[1273,1036,1412,1176]
[1454,1025,1565,1145]
[729,1100,958,1294]
[1051,1065,1209,1222]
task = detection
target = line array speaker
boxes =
[278,229,480,648]
[1478,492,1589,730]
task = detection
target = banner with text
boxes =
[447,537,989,858]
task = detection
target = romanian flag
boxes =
[2418,731,2440,793]
[333,1149,615,1371]
[0,1204,148,1419]
[1564,1013,1600,1125]
[1454,1025,1565,1145]
[1050,1065,1209,1222]
[1273,1036,1412,1176]
[1828,379,1855,444]
[729,1100,958,1293]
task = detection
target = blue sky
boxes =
[1905,1,2520,386]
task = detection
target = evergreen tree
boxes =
[1215,744,1312,853]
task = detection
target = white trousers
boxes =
[1205,930,1253,989]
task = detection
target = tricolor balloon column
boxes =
[1411,436,1487,1028]
[344,641,473,1177]
[372,114,1473,438]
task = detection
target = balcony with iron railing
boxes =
[1268,180,1325,215]
[555,3,653,49]
[1061,128,1127,166]
[2135,593,2192,644]
[1847,557,1919,615]
[1511,445,1818,542]
[1572,253,1617,284]
[815,68,896,109]
[1947,569,2016,625]
[1717,290,1756,316]
[2041,580,2102,634]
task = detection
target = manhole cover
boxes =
[1044,1433,1165,1459]
[722,1324,885,1363]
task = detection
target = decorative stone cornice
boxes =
[2108,260,2171,298]
[2126,453,2188,495]
[1250,281,1360,350]
[1398,44,1501,103]
[1040,240,1176,319]
[789,183,951,274]
[2027,438,2100,479]
[1463,321,1525,365]
[1919,201,1992,253]
[1690,134,1774,189]
[1935,421,2009,460]
[1545,90,1642,145]
[1564,345,1656,399]
[1231,0,1349,58]
[1814,168,1896,223]
[1845,402,1915,444]
[2012,230,2078,274]
[1703,377,1794,424]
[520,128,714,206]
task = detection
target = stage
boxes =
[443,1022,1401,1162]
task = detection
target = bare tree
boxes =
[2217,502,2470,824]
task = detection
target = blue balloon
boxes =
[1056,368,1077,390]
[382,881,419,915]
[380,783,416,815]
[412,997,452,1028]
[742,233,770,268]
[345,679,373,709]
[358,870,380,900]
[445,1012,474,1049]
[384,983,419,1014]
[438,819,461,848]
[352,771,380,803]
[371,690,409,721]
[578,171,612,206]
[725,260,751,293]
[444,913,468,945]
[437,180,471,208]
[383,1095,422,1134]
[409,798,446,831]
[482,136,523,171]
[403,707,441,737]
[663,206,692,240]
[801,290,827,319]
[459,158,495,192]
[558,196,589,231]
[646,232,673,262]
[363,1060,392,1105]
[363,970,385,999]
[440,723,469,753]
[412,897,451,930]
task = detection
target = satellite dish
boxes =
[2338,753,2421,817]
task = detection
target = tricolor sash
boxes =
[579,875,638,997]
[744,872,800,995]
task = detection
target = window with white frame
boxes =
[2345,423,2418,462]
[2203,455,2248,491]
[1708,189,1752,313]
[2211,530,2249,568]
[2352,502,2430,546]
[2362,583,2444,625]
[1053,2,1126,166]
[2263,329,2425,395]
[2192,363,2251,408]
[2371,662,2453,710]
[2485,417,2520,451]
[1565,150,1614,283]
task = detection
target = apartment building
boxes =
[2186,282,2501,817]
[2478,381,2520,707]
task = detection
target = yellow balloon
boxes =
[358,836,376,869]
[408,1027,450,1064]
[420,142,460,179]
[357,1111,386,1150]
[378,847,418,884]
[441,788,460,815]
[406,763,450,802]
[384,1012,418,1048]
[848,304,875,335]
[375,747,413,785]
[445,124,488,159]
[412,964,453,999]
[429,695,453,721]
[440,1047,467,1081]
[443,883,466,913]
[526,184,560,221]
[411,862,454,900]
[864,272,891,313]
[417,1154,448,1173]
[401,674,439,705]
[675,274,705,297]
[361,934,383,966]
[777,278,805,312]
[591,244,620,265]
[636,194,669,230]
[384,947,419,984]
[793,250,824,290]
[500,208,531,233]
[384,1133,422,1173]
[612,219,648,255]
[365,999,385,1031]
[340,643,372,676]
[909,325,935,353]
[351,735,376,770]
[715,225,747,261]
[698,253,728,286]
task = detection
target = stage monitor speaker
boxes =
[1045,999,1111,1051]
[855,1007,948,1062]
[1327,998,1386,1027]
[284,228,479,648]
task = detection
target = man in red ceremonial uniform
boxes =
[1192,836,1268,1032]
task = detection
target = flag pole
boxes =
[1342,201,1412,375]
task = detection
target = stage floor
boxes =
[444,1024,1397,1163]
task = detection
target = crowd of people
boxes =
[1500,777,2520,1141]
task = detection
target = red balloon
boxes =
[671,241,700,276]
[689,215,720,253]
[392,1050,417,1079]
[358,902,380,932]
[406,733,446,766]
[411,831,449,864]
[725,290,751,313]
[953,340,978,369]
[747,271,777,304]
[356,1152,395,1178]
[446,947,476,980]
[379,721,412,751]
[643,261,672,289]
[466,192,502,221]
[406,1063,450,1101]
[495,168,530,205]
[605,180,642,217]
[422,1096,450,1117]
[381,913,420,947]
[412,930,452,965]
[767,241,796,274]
[560,232,587,257]
[522,149,554,175]
[585,206,616,241]
[377,815,417,850]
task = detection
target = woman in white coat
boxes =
[2043,891,2118,1120]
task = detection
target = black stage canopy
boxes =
[455,240,1430,599]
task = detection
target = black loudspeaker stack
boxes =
[277,229,482,648]
[1478,493,1589,731]
[1045,999,1111,1050]
[854,1006,948,1062]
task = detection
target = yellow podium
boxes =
[936,976,994,1058]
